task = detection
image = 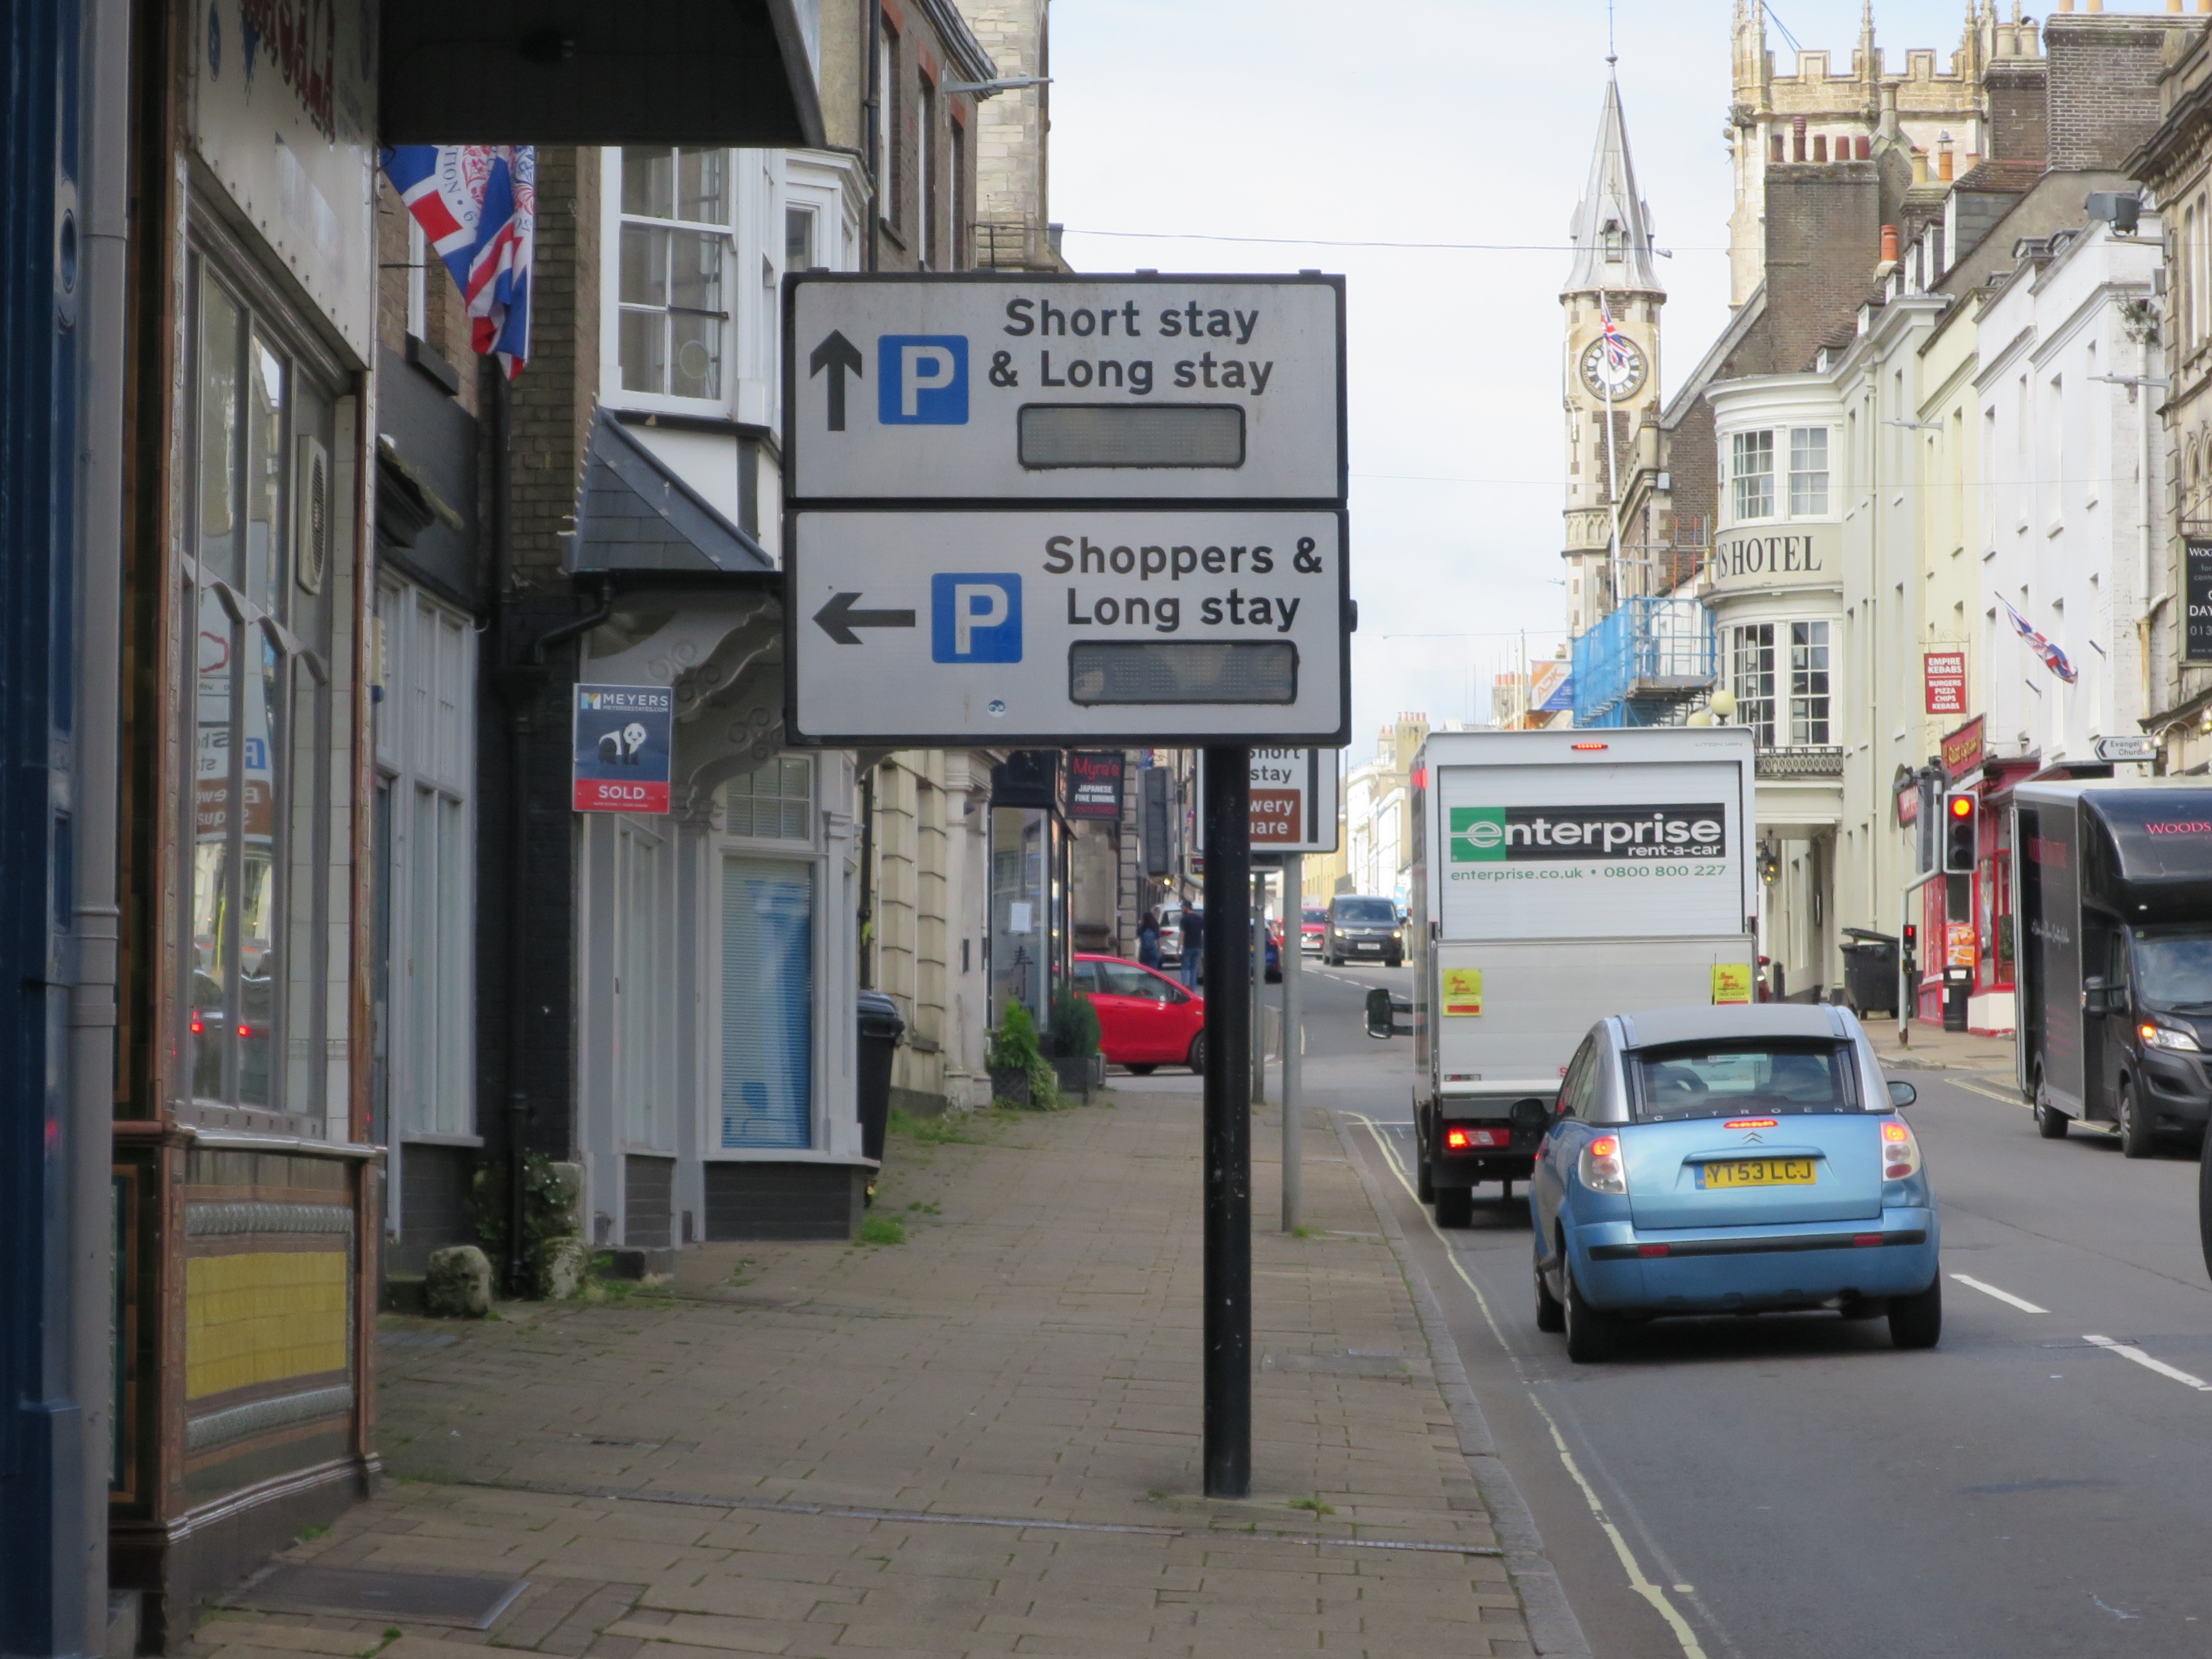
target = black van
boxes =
[2015,780,2212,1156]
[1325,894,1404,966]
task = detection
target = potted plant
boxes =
[987,1003,1057,1108]
[1045,989,1103,1101]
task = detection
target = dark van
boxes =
[1325,894,1404,966]
[2015,780,2212,1156]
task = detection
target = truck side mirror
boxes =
[2082,975,2114,1015]
[1365,988,1394,1040]
[1887,1080,1917,1109]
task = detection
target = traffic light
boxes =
[1942,792,1978,874]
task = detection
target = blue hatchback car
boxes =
[1531,1004,1937,1362]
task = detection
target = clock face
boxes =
[1580,334,1648,401]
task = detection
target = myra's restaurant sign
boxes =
[1707,525,1839,590]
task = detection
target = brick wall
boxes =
[1761,162,1882,376]
[2046,18,2176,172]
[1986,61,2049,166]
[506,146,600,586]
[1665,398,1717,585]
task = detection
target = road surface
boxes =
[1276,952,2212,1659]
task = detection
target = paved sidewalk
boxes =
[1864,1019,2016,1076]
[190,1080,1574,1658]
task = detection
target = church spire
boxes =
[1564,74,1664,297]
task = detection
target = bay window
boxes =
[619,146,732,401]
[1729,620,1831,748]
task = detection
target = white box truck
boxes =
[1386,727,1759,1225]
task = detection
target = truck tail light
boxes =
[1444,1126,1510,1152]
[1881,1118,1922,1182]
[1579,1135,1627,1194]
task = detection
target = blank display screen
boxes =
[1068,641,1297,705]
[1018,404,1246,469]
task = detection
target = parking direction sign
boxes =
[786,274,1345,504]
[1193,747,1342,853]
[788,509,1348,746]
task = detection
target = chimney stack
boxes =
[1881,223,1900,264]
[1793,116,1808,162]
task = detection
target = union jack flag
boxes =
[381,146,535,379]
[2001,598,2078,685]
[1599,296,1632,373]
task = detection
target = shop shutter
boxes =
[720,857,813,1149]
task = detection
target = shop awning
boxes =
[381,0,825,147]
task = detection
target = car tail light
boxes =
[189,1016,203,1036]
[1445,1126,1509,1152]
[1580,1134,1627,1194]
[1724,1118,1779,1130]
[1881,1118,1921,1182]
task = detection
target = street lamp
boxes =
[944,75,1052,94]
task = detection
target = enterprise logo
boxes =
[1449,803,1727,863]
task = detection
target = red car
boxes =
[1073,953,1205,1075]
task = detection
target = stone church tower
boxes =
[1561,71,1664,636]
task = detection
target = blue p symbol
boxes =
[880,336,969,424]
[932,574,1022,663]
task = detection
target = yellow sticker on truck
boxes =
[1712,963,1754,1005]
[1442,968,1483,1016]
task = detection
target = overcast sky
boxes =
[1050,0,2002,761]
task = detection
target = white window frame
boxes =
[1788,426,1830,516]
[1731,429,1775,522]
[373,579,478,1144]
[610,146,736,411]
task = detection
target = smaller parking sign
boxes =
[574,685,674,814]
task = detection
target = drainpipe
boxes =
[491,365,615,1297]
[864,0,882,273]
[2138,317,2158,726]
[68,0,132,1639]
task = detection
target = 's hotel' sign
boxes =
[1708,525,1838,589]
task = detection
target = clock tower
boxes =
[1562,70,1664,635]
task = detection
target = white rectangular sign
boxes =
[1193,748,1342,853]
[785,275,1345,503]
[1435,761,1750,942]
[788,510,1348,746]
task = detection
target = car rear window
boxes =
[1333,898,1397,924]
[1626,1041,1860,1122]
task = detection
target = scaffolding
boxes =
[1571,595,1716,728]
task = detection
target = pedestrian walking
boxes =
[1181,905,1205,988]
[1137,909,1162,969]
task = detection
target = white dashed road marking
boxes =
[1949,1274,2048,1314]
[2082,1334,2212,1394]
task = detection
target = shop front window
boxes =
[184,255,337,1124]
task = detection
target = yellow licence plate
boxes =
[1698,1157,1816,1189]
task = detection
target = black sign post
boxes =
[2187,540,2212,663]
[1201,747,1252,1498]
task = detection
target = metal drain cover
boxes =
[225,1565,528,1628]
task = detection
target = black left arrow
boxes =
[809,330,864,431]
[813,591,916,645]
